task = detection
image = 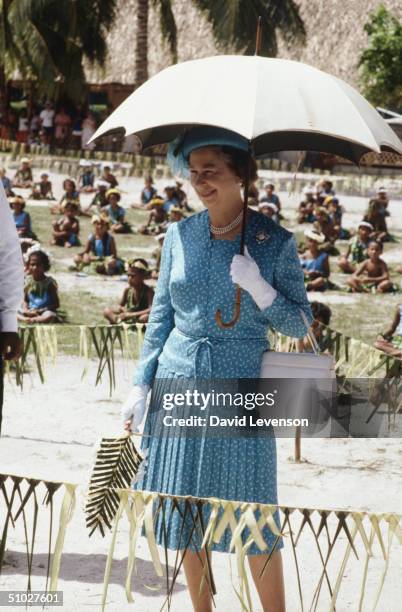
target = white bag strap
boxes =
[300,309,320,355]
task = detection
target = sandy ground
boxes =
[1,173,402,611]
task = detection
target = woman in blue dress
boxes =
[121,127,312,612]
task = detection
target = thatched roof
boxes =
[85,0,402,91]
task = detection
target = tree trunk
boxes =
[135,0,149,88]
[0,64,9,129]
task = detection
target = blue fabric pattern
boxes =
[133,209,313,554]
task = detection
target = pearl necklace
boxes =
[209,210,243,235]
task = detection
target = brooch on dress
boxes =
[255,230,270,244]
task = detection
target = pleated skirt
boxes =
[133,364,284,555]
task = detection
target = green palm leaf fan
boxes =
[84,434,146,537]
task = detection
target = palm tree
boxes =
[135,0,177,86]
[134,0,305,86]
[0,0,117,123]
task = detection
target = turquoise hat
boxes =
[167,126,250,177]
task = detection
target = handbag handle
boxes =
[300,309,320,355]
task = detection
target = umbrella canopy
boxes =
[90,55,402,162]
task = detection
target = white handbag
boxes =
[259,311,336,434]
[260,310,335,379]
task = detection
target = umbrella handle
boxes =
[215,286,242,329]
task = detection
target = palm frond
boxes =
[2,0,116,103]
[193,0,305,56]
[84,436,143,537]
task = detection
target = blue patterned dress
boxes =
[133,209,312,554]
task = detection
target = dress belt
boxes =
[175,327,267,378]
[186,337,214,377]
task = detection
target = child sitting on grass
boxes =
[338,221,372,274]
[51,201,80,247]
[105,189,130,233]
[140,176,157,207]
[73,214,124,275]
[13,157,33,188]
[78,161,95,192]
[30,172,54,200]
[86,179,109,214]
[10,196,35,239]
[363,200,389,242]
[101,164,118,188]
[313,207,338,254]
[103,258,154,324]
[138,197,167,235]
[18,246,63,324]
[300,229,330,291]
[52,178,80,214]
[347,241,393,293]
[297,186,316,223]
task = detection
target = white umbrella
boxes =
[90,55,402,162]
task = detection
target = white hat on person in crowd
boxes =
[263,181,275,189]
[304,228,325,243]
[377,186,387,194]
[358,221,373,230]
[79,159,92,167]
[258,201,278,213]
[303,185,314,195]
[164,181,176,190]
[21,157,31,164]
[24,243,51,264]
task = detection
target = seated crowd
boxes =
[5,156,401,361]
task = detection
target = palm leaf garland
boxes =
[1,475,402,610]
[6,323,145,391]
[100,489,402,612]
[0,475,76,593]
[84,435,143,537]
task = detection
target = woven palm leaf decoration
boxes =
[0,475,76,593]
[99,490,402,612]
[85,434,144,537]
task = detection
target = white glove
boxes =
[121,384,150,431]
[230,246,278,310]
